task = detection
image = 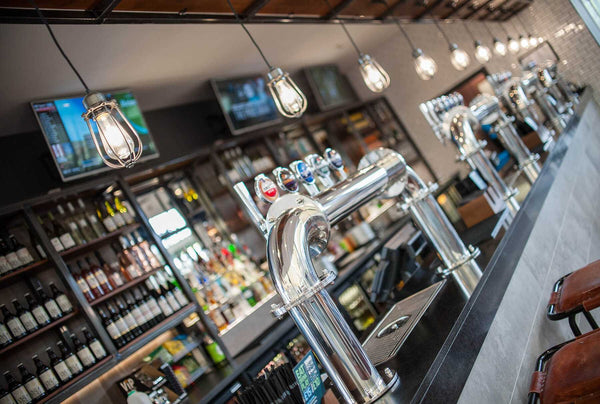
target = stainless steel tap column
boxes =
[520,72,567,134]
[470,94,540,184]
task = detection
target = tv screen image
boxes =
[211,75,282,135]
[31,90,159,181]
[304,65,357,111]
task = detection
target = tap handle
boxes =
[323,148,347,181]
[290,160,320,196]
[273,167,300,193]
[254,173,279,204]
[233,182,267,235]
[306,154,335,189]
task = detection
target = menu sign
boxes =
[293,351,325,404]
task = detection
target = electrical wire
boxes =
[393,18,417,52]
[225,0,273,69]
[322,0,363,56]
[483,21,496,38]
[431,16,454,47]
[462,19,476,42]
[28,0,90,93]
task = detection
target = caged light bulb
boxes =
[519,35,530,49]
[267,68,307,118]
[449,44,470,71]
[493,38,507,56]
[474,41,492,63]
[358,54,391,93]
[413,48,437,80]
[508,36,520,53]
[529,35,538,47]
[82,92,142,168]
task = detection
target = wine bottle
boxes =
[10,235,34,267]
[131,290,155,328]
[113,197,135,225]
[119,236,150,273]
[57,341,84,376]
[67,201,96,243]
[69,264,96,303]
[94,251,124,288]
[77,198,106,238]
[17,363,45,402]
[48,211,76,250]
[38,216,65,253]
[0,239,12,275]
[116,298,142,337]
[35,287,62,321]
[70,333,96,368]
[104,200,126,228]
[3,237,21,271]
[3,371,32,404]
[0,387,16,404]
[48,283,73,314]
[0,305,26,339]
[107,303,133,343]
[45,347,72,384]
[77,260,104,298]
[82,328,107,360]
[163,273,189,307]
[146,279,173,317]
[98,307,125,347]
[0,318,13,347]
[131,232,161,269]
[27,227,45,261]
[124,294,149,332]
[138,287,162,325]
[95,201,117,233]
[85,257,112,293]
[24,293,50,327]
[11,299,38,333]
[32,355,60,393]
[111,242,142,281]
[56,205,85,246]
[125,234,153,272]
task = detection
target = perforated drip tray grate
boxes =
[362,280,446,366]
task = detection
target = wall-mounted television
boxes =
[31,90,159,182]
[304,64,358,111]
[211,74,283,135]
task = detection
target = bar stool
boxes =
[547,259,600,336]
[528,328,600,403]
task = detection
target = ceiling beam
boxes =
[242,0,271,19]
[478,0,509,20]
[442,0,472,19]
[499,1,530,21]
[463,0,493,19]
[324,0,356,19]
[90,0,122,23]
[378,0,406,19]
[414,0,446,20]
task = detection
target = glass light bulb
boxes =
[519,35,530,49]
[358,54,390,93]
[493,39,507,56]
[474,42,492,63]
[267,67,307,118]
[529,35,538,47]
[83,92,142,169]
[449,45,470,71]
[508,37,520,53]
[538,37,544,43]
[413,50,437,80]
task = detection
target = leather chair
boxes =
[528,328,600,403]
[547,260,600,336]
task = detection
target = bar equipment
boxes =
[521,70,569,133]
[419,93,520,216]
[290,160,320,196]
[469,94,541,184]
[305,153,336,189]
[232,147,481,403]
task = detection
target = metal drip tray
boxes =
[362,280,446,366]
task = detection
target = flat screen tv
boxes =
[31,90,159,182]
[304,64,358,111]
[211,74,283,135]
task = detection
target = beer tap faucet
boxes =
[290,160,320,196]
[305,154,336,190]
[323,148,347,181]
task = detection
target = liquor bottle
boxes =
[67,201,96,243]
[11,299,38,333]
[107,303,133,343]
[3,371,32,404]
[48,211,76,250]
[94,251,125,288]
[57,341,84,376]
[70,264,95,303]
[113,197,135,225]
[98,307,125,347]
[202,334,227,368]
[32,355,60,393]
[139,287,164,324]
[0,387,16,404]
[77,198,106,238]
[77,260,104,299]
[70,333,96,368]
[0,318,13,347]
[3,237,21,271]
[0,305,27,339]
[45,347,72,384]
[0,239,12,275]
[116,298,142,337]
[27,227,45,261]
[56,205,85,246]
[24,293,50,328]
[49,283,73,314]
[104,199,126,228]
[124,294,149,332]
[82,328,107,360]
[131,290,155,328]
[38,216,65,253]
[120,236,151,273]
[146,279,173,317]
[10,235,34,267]
[157,275,181,312]
[85,257,113,293]
[131,231,161,269]
[163,274,189,307]
[17,363,45,402]
[111,242,142,281]
[35,287,63,321]
[95,201,117,233]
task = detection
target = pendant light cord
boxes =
[515,13,531,35]
[483,22,496,38]
[322,0,362,56]
[462,20,476,42]
[393,18,417,52]
[500,22,510,37]
[225,0,273,69]
[431,17,453,46]
[28,0,90,93]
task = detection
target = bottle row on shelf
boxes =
[1,328,108,404]
[222,147,276,183]
[0,283,73,347]
[0,231,43,277]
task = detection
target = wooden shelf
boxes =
[0,258,50,286]
[59,223,141,260]
[0,311,78,356]
[90,268,162,306]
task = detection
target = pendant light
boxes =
[502,22,520,54]
[432,18,471,71]
[226,0,306,118]
[516,13,538,48]
[512,18,530,50]
[29,0,142,168]
[393,19,437,80]
[484,22,507,56]
[463,21,492,64]
[323,0,390,92]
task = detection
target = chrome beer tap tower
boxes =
[469,93,541,184]
[419,92,520,216]
[232,147,482,403]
